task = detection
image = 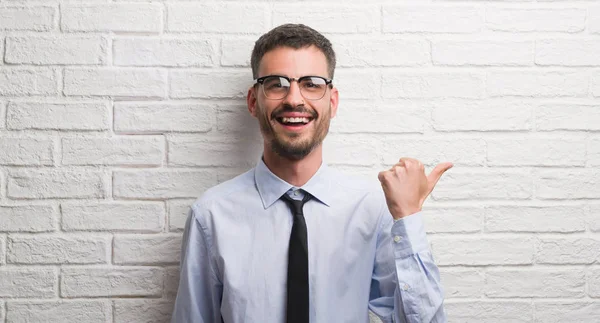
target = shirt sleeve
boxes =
[171,204,223,323]
[368,210,447,323]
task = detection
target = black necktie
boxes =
[281,191,311,323]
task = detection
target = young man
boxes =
[171,24,451,323]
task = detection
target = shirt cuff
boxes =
[390,211,430,259]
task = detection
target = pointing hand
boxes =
[378,158,453,219]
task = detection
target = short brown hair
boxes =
[250,24,336,79]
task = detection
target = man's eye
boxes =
[303,82,322,89]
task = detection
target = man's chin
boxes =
[270,139,316,160]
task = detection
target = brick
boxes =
[431,237,533,266]
[113,170,217,199]
[61,4,162,32]
[7,101,109,131]
[383,6,481,33]
[168,136,261,167]
[331,102,426,134]
[588,205,600,232]
[445,301,532,323]
[486,205,585,233]
[114,299,174,323]
[168,200,193,232]
[0,236,5,265]
[432,170,532,200]
[114,103,213,133]
[273,5,376,34]
[0,68,57,96]
[7,234,109,264]
[0,205,56,232]
[591,73,600,97]
[61,202,164,232]
[0,6,54,31]
[334,38,429,67]
[0,101,6,129]
[486,8,585,32]
[6,301,111,323]
[433,41,532,66]
[216,105,260,135]
[422,207,483,234]
[487,138,585,166]
[221,38,254,67]
[589,268,600,297]
[536,104,600,131]
[536,238,600,265]
[334,70,380,99]
[487,71,587,97]
[64,68,166,98]
[536,170,600,199]
[534,302,600,323]
[591,7,600,34]
[382,72,484,99]
[113,234,181,265]
[0,268,56,298]
[0,137,53,166]
[537,39,600,66]
[114,38,215,67]
[8,170,105,199]
[5,36,107,65]
[165,266,180,296]
[323,134,379,166]
[61,267,163,297]
[168,3,266,33]
[170,71,249,99]
[589,138,600,166]
[381,138,485,167]
[432,100,532,132]
[486,269,585,298]
[62,136,163,166]
[440,269,484,298]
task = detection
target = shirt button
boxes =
[393,235,402,243]
[293,191,298,196]
[402,284,410,291]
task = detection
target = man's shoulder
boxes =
[327,166,382,195]
[191,167,255,210]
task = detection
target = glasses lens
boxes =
[262,76,290,99]
[299,77,327,100]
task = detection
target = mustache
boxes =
[271,104,318,119]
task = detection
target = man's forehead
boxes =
[258,45,328,76]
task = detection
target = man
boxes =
[171,24,451,323]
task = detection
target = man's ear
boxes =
[329,86,339,118]
[247,86,258,118]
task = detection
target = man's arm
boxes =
[171,205,223,323]
[369,211,446,323]
[371,157,452,322]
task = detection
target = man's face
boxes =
[247,45,339,160]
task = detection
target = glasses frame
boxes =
[254,75,333,101]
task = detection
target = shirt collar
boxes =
[254,157,332,209]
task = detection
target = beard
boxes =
[256,102,332,161]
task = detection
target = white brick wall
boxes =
[1,1,599,322]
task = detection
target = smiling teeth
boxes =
[282,117,310,123]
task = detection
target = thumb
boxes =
[427,162,453,192]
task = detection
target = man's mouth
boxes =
[274,116,315,130]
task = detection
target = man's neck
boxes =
[262,144,323,187]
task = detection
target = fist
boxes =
[378,158,453,219]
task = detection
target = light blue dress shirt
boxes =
[171,159,446,323]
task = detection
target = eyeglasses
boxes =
[254,75,333,100]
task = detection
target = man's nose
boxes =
[282,81,304,106]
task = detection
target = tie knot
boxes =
[281,190,310,215]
